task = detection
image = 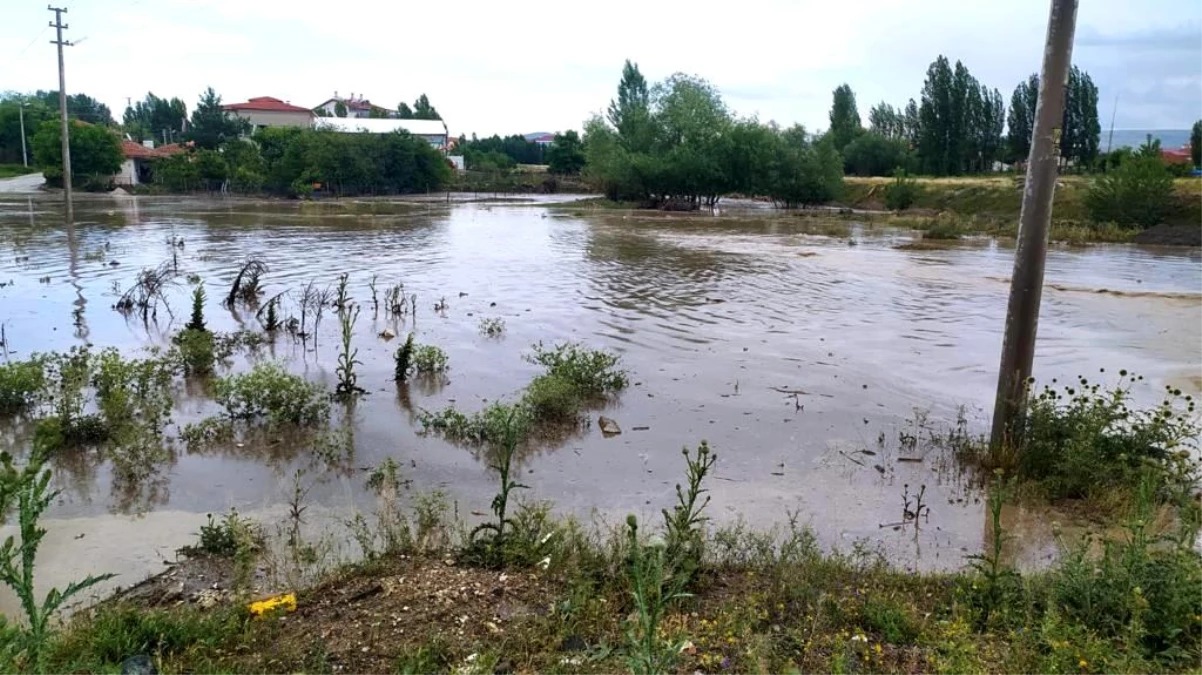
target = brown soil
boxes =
[1133,224,1202,247]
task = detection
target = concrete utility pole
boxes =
[18,99,28,167]
[990,0,1079,449]
[49,5,74,223]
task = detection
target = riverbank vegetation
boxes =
[4,378,1196,674]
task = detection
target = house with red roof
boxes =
[222,96,314,132]
[115,139,188,186]
[1160,145,1192,166]
[313,93,395,119]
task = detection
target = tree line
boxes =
[840,56,1102,176]
[583,61,843,208]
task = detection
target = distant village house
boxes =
[222,96,315,132]
[312,93,395,119]
[115,140,186,186]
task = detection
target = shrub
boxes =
[884,168,919,210]
[526,342,627,395]
[522,374,583,423]
[0,359,45,415]
[1015,374,1198,503]
[862,597,920,644]
[173,329,216,375]
[1085,155,1175,228]
[922,219,964,240]
[478,317,506,338]
[185,284,207,333]
[214,363,329,426]
[411,344,449,375]
[188,509,260,558]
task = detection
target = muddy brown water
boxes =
[1,193,1199,615]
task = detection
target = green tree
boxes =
[122,93,187,143]
[828,84,862,151]
[187,87,247,149]
[842,132,912,176]
[0,95,54,165]
[1006,75,1038,163]
[918,55,955,175]
[334,101,347,118]
[31,118,123,189]
[396,102,413,119]
[1085,154,1174,228]
[1063,66,1100,169]
[1192,120,1202,168]
[547,130,586,175]
[412,94,441,120]
[868,102,904,139]
[32,91,113,125]
[607,60,652,150]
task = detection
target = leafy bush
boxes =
[884,168,919,210]
[843,133,912,177]
[1085,155,1175,228]
[1048,477,1202,665]
[173,329,216,375]
[922,219,964,240]
[411,345,449,375]
[478,317,506,338]
[214,363,329,426]
[526,342,627,395]
[862,597,920,644]
[420,401,530,446]
[394,334,415,382]
[522,374,583,423]
[1016,374,1198,502]
[189,509,260,558]
[0,359,45,415]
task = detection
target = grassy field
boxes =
[839,175,1202,230]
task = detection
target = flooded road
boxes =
[1,193,1199,611]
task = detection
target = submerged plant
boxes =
[115,262,176,321]
[334,272,351,311]
[225,258,268,307]
[393,333,415,382]
[411,344,449,375]
[185,283,207,333]
[214,363,329,427]
[478,317,506,338]
[257,292,286,332]
[334,306,363,400]
[0,358,45,416]
[526,341,627,395]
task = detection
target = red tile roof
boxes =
[1161,147,1192,165]
[223,96,313,114]
[121,140,189,160]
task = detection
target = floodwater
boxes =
[1,193,1199,613]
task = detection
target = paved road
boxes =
[0,172,43,193]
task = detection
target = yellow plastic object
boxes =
[247,592,297,618]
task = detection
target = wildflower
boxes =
[851,634,868,643]
[1079,659,1088,669]
[875,644,883,654]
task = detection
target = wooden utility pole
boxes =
[990,0,1079,449]
[49,5,74,223]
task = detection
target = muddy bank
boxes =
[1134,223,1202,247]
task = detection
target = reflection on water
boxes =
[0,193,1199,603]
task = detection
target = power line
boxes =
[0,25,50,72]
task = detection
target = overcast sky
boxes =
[2,0,1199,137]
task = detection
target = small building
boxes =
[313,117,449,151]
[313,93,394,119]
[524,132,556,146]
[115,140,186,186]
[1161,145,1193,166]
[222,96,314,132]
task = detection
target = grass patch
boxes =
[0,164,36,180]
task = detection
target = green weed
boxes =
[663,441,716,586]
[393,333,415,382]
[411,344,449,375]
[623,514,691,675]
[526,341,627,395]
[0,452,114,672]
[462,404,529,567]
[334,306,363,400]
[173,328,216,375]
[0,358,45,415]
[214,363,329,426]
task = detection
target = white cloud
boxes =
[1,0,1198,135]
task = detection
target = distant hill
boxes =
[1103,129,1190,151]
[523,132,552,142]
